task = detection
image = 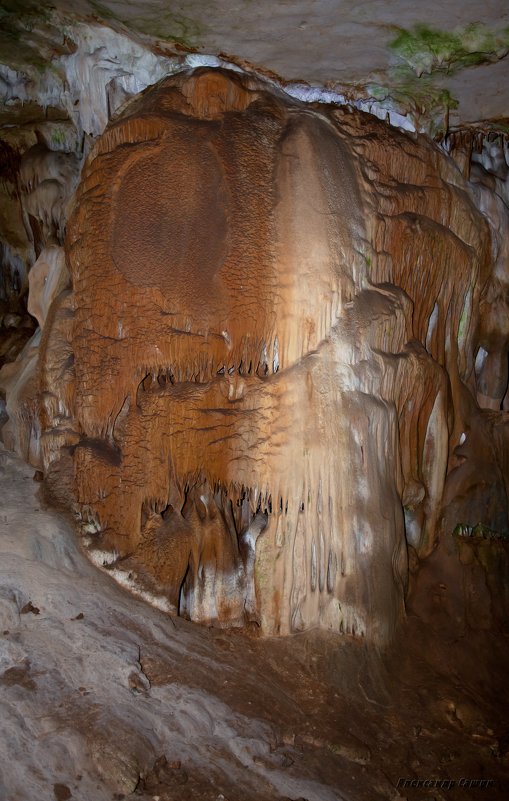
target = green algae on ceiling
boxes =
[368,22,509,134]
[89,0,205,47]
[389,23,509,76]
[0,0,73,75]
[369,74,458,136]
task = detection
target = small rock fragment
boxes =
[128,670,150,693]
[53,783,71,800]
[20,601,40,615]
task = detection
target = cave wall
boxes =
[1,66,508,643]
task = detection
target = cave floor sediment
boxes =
[0,444,507,801]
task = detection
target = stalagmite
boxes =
[4,67,508,643]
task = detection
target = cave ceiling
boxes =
[1,0,509,136]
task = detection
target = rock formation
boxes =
[4,67,494,644]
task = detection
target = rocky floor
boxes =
[0,443,508,801]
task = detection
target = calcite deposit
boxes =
[17,67,502,644]
[0,65,506,645]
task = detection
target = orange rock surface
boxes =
[31,68,508,641]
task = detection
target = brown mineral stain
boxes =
[0,662,36,691]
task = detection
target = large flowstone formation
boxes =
[33,68,508,642]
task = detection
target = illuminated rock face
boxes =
[37,68,506,642]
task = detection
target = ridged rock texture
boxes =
[33,68,509,643]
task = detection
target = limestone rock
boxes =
[0,330,41,467]
[27,246,69,330]
[20,141,80,246]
